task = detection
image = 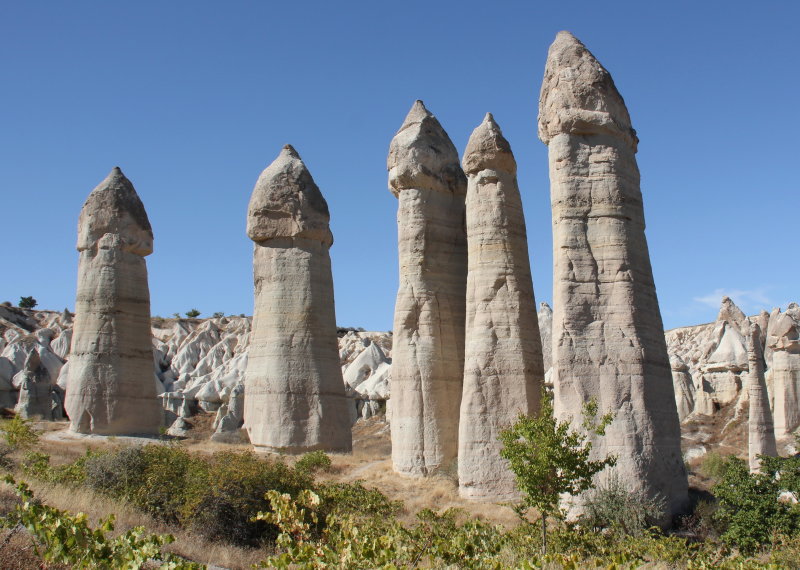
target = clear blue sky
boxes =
[2,1,797,331]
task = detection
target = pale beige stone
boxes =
[458,113,544,500]
[387,101,467,476]
[539,32,687,519]
[767,304,800,440]
[746,321,777,472]
[65,168,161,435]
[244,145,351,453]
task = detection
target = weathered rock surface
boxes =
[746,322,777,472]
[244,145,352,453]
[539,32,687,518]
[387,100,467,476]
[458,113,543,500]
[767,303,800,440]
[64,168,162,435]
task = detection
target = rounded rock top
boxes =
[246,145,333,246]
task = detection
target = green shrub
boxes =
[584,473,666,536]
[1,415,39,450]
[18,296,37,309]
[316,480,401,519]
[181,450,312,545]
[713,455,800,552]
[700,450,733,481]
[185,309,201,318]
[295,450,332,474]
[0,476,200,569]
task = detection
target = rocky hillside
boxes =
[1,298,797,460]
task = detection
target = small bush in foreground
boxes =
[0,476,200,569]
[295,450,332,474]
[1,416,39,451]
[584,473,666,536]
[714,455,800,553]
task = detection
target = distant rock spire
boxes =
[244,145,351,453]
[387,100,467,476]
[539,31,687,522]
[746,321,777,472]
[458,113,544,499]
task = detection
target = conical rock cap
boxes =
[538,31,637,150]
[462,113,516,175]
[77,167,153,256]
[247,145,333,246]
[387,100,466,197]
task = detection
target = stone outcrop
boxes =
[14,351,56,419]
[746,322,777,471]
[244,145,352,453]
[387,100,467,476]
[538,32,687,518]
[65,168,162,435]
[767,303,800,440]
[458,113,544,500]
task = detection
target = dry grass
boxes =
[11,480,265,569]
[20,415,527,567]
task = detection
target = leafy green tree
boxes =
[18,296,37,309]
[185,309,201,318]
[499,390,615,554]
[713,455,800,552]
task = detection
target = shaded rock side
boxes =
[65,168,161,435]
[746,322,777,472]
[244,145,352,453]
[387,101,467,476]
[458,114,544,500]
[538,32,687,518]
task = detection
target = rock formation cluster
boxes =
[3,29,794,516]
[538,31,687,517]
[65,168,162,435]
[387,101,467,476]
[458,113,544,500]
[244,145,352,453]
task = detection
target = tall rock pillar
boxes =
[66,167,161,435]
[746,322,777,472]
[458,113,544,500]
[767,304,800,441]
[538,32,687,517]
[387,101,467,476]
[244,145,352,453]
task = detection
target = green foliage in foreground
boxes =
[1,415,39,451]
[0,476,200,569]
[713,454,800,553]
[255,488,794,569]
[499,391,615,553]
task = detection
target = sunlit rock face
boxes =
[244,145,352,453]
[65,167,162,435]
[458,113,544,500]
[539,31,688,520]
[387,101,467,476]
[767,303,800,440]
[746,322,777,472]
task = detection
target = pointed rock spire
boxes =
[247,145,332,246]
[538,32,687,522]
[746,321,777,472]
[66,168,161,435]
[387,101,467,476]
[462,113,516,175]
[538,31,637,150]
[244,145,351,453]
[387,100,466,197]
[78,166,153,257]
[459,114,543,499]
